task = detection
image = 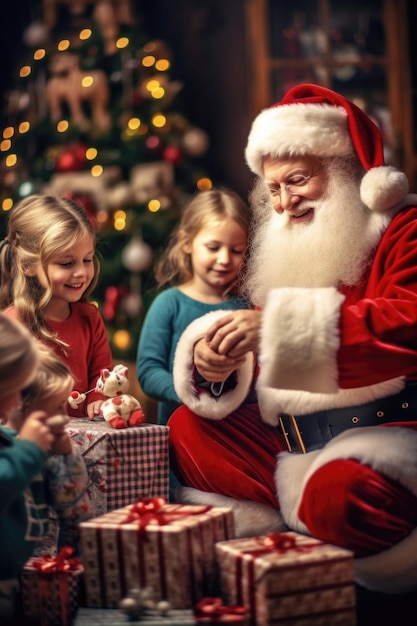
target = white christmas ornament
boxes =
[121,237,153,272]
[122,292,143,317]
[23,21,49,47]
[182,128,209,156]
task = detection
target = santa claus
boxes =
[169,84,417,600]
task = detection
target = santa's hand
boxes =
[206,309,261,357]
[194,337,244,382]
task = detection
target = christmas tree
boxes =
[0,0,212,361]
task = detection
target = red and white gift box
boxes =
[79,498,235,609]
[216,532,356,626]
[67,420,169,516]
[21,547,84,626]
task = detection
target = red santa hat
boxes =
[245,83,408,211]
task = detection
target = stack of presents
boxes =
[20,418,357,626]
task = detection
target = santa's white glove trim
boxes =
[173,310,254,419]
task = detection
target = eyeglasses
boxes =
[269,171,321,204]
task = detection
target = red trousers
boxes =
[169,407,417,557]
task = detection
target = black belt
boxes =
[278,381,417,453]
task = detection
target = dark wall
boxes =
[141,0,254,197]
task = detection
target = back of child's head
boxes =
[0,194,99,345]
[155,187,251,288]
[0,314,40,402]
[20,343,74,415]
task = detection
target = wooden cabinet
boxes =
[244,0,417,187]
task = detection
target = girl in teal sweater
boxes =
[137,188,252,426]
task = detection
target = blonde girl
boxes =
[0,194,113,418]
[137,187,252,427]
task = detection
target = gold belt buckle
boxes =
[278,415,307,454]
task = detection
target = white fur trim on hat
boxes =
[173,310,254,419]
[245,103,353,177]
[245,99,409,212]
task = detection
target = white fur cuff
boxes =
[173,310,254,419]
[259,287,344,394]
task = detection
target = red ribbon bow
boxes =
[28,547,82,626]
[194,597,247,623]
[122,497,211,535]
[31,546,82,573]
[258,532,303,552]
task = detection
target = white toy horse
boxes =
[68,364,145,429]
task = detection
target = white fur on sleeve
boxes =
[259,287,344,393]
[173,310,254,420]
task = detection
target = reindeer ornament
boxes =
[46,52,111,133]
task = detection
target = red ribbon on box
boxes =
[28,547,82,626]
[31,546,82,573]
[116,497,213,599]
[194,597,247,624]
[122,497,211,535]
[252,532,315,558]
[235,533,317,626]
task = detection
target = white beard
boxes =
[244,162,392,307]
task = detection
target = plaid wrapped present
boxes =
[21,547,83,626]
[67,419,169,516]
[36,421,170,557]
[216,532,356,626]
[79,498,235,609]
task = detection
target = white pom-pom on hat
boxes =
[245,83,409,211]
[360,165,409,211]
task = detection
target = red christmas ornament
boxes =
[145,135,163,156]
[63,192,98,229]
[103,285,129,321]
[163,145,183,165]
[55,142,87,172]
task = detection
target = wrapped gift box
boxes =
[21,548,84,626]
[37,421,170,557]
[216,532,356,626]
[79,500,235,609]
[68,419,170,516]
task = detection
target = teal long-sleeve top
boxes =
[0,427,47,581]
[137,287,251,425]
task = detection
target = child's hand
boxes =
[46,415,72,455]
[194,337,245,382]
[50,431,73,455]
[19,411,55,452]
[87,399,103,420]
